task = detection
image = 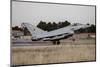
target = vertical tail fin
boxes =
[21,23,46,39]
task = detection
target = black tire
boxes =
[53,41,56,45]
[57,40,60,45]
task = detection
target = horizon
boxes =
[12,20,95,27]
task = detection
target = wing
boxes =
[35,23,90,41]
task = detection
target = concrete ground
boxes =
[11,33,96,66]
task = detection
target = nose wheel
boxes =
[52,40,60,45]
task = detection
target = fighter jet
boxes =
[21,23,90,44]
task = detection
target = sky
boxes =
[12,1,95,27]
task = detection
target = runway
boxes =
[11,34,96,65]
[11,38,95,47]
[12,38,96,65]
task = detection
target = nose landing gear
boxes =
[52,40,60,45]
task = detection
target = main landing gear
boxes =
[52,40,60,45]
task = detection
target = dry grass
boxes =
[11,39,96,65]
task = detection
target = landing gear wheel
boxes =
[53,41,56,45]
[57,40,60,45]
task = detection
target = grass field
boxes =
[11,39,96,66]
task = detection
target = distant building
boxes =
[12,30,24,39]
[12,30,32,40]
